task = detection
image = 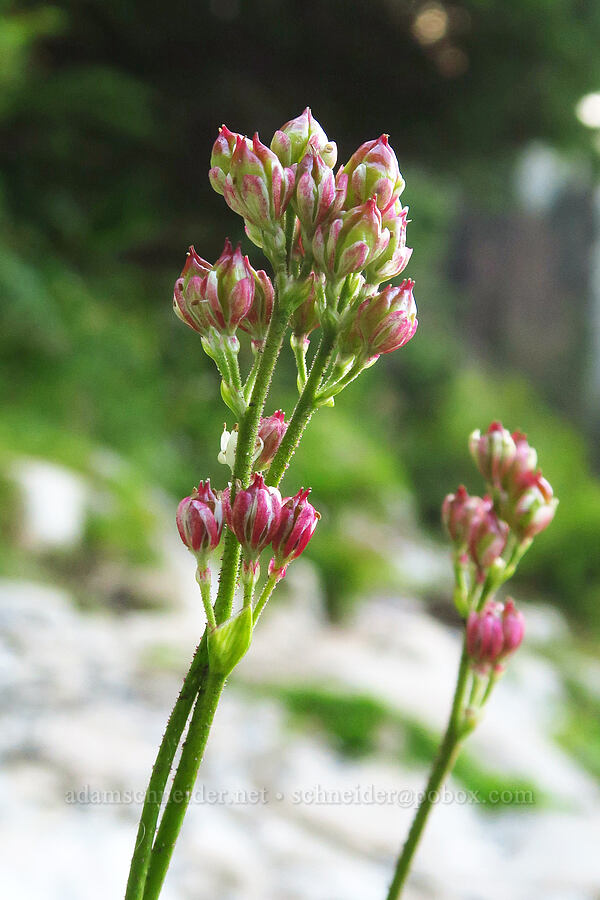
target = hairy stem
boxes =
[125,294,289,900]
[141,672,227,900]
[385,643,471,900]
[267,326,337,487]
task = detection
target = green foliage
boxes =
[556,678,600,781]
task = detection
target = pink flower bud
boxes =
[173,246,216,335]
[294,149,345,239]
[468,506,509,572]
[239,269,274,348]
[312,197,391,280]
[269,488,320,577]
[224,473,283,561]
[176,480,224,561]
[221,133,296,230]
[255,410,288,470]
[509,431,538,483]
[466,599,525,670]
[506,470,558,539]
[209,125,248,195]
[442,487,492,547]
[345,279,417,363]
[342,134,405,214]
[469,422,517,487]
[466,602,505,669]
[203,238,255,333]
[501,599,525,655]
[364,203,412,285]
[271,107,337,168]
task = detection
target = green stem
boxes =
[253,572,280,623]
[125,292,289,900]
[243,349,261,403]
[124,639,209,900]
[267,326,337,487]
[385,643,472,900]
[141,672,227,900]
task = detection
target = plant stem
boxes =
[124,639,209,900]
[141,672,227,900]
[253,572,280,623]
[267,326,337,487]
[385,643,472,900]
[125,293,289,900]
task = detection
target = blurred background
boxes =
[2,1,600,897]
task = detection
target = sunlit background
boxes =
[2,1,600,898]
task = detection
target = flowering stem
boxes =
[385,642,471,900]
[243,349,261,403]
[125,292,289,900]
[267,325,338,487]
[196,570,216,630]
[124,641,209,900]
[253,572,280,623]
[141,671,227,900]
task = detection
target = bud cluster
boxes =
[466,599,525,673]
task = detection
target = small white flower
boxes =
[218,425,238,471]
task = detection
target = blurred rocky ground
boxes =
[1,459,599,900]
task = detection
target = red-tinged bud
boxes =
[224,473,283,561]
[442,487,492,547]
[271,107,337,168]
[505,470,558,539]
[203,238,255,333]
[509,431,538,482]
[344,279,417,363]
[342,134,405,214]
[294,149,345,239]
[269,488,320,577]
[255,411,288,470]
[222,133,296,230]
[468,506,509,572]
[501,599,525,656]
[176,480,224,562]
[173,246,215,335]
[469,422,517,488]
[291,273,320,340]
[239,269,274,348]
[312,197,391,280]
[466,602,505,670]
[466,599,525,671]
[209,126,249,195]
[364,203,412,285]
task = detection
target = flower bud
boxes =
[173,246,215,335]
[343,279,417,363]
[255,411,288,470]
[269,488,320,577]
[442,487,492,547]
[363,203,412,285]
[505,470,558,539]
[509,431,538,482]
[342,134,405,214]
[271,107,337,168]
[312,197,391,280]
[466,599,525,671]
[469,422,517,488]
[203,238,255,333]
[176,480,224,563]
[294,149,345,239]
[209,125,249,195]
[468,506,509,572]
[239,269,274,348]
[224,473,283,561]
[222,133,296,230]
[466,601,505,669]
